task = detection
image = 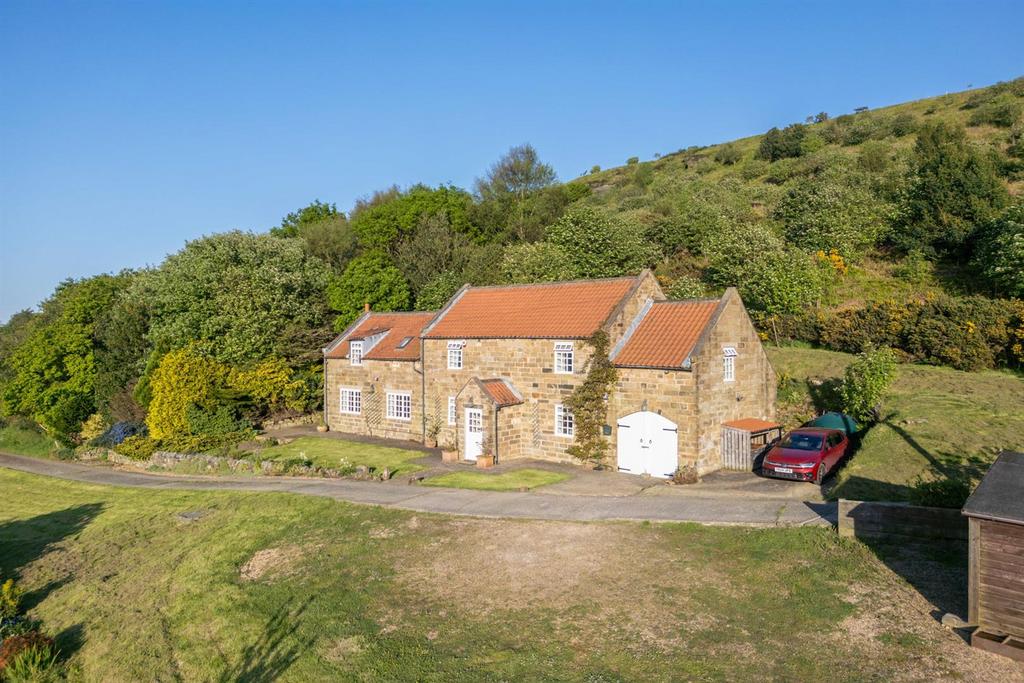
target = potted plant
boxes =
[475,438,495,469]
[440,442,459,463]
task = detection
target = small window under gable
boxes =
[447,340,464,370]
[350,340,363,366]
[554,342,574,374]
[723,346,737,383]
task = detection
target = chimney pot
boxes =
[364,302,370,313]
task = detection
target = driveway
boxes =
[0,452,835,527]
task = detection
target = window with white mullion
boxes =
[723,346,737,383]
[339,387,361,415]
[554,342,574,374]
[447,341,464,370]
[386,392,412,421]
[555,404,574,437]
[349,341,363,366]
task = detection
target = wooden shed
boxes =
[962,450,1024,662]
[721,418,782,471]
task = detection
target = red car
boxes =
[761,428,848,485]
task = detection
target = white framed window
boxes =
[339,387,361,415]
[447,396,457,425]
[350,340,363,366]
[386,392,412,421]
[555,404,574,437]
[447,341,464,370]
[723,346,737,383]
[554,342,574,374]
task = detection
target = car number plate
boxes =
[775,467,793,474]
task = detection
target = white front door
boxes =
[464,407,483,461]
[616,411,678,477]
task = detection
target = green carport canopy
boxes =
[806,411,860,434]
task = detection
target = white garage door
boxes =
[616,411,678,478]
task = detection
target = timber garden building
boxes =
[323,271,776,476]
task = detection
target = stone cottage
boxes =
[323,271,776,475]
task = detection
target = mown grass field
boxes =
[2,468,1017,682]
[249,436,426,476]
[768,346,1024,502]
[422,468,568,491]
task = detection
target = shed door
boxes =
[616,411,678,478]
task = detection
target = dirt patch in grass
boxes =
[239,545,316,582]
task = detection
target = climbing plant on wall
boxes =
[565,330,618,467]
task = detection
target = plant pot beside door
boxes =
[475,454,495,469]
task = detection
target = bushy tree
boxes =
[415,271,463,310]
[840,347,897,422]
[967,93,1023,128]
[756,124,807,162]
[973,203,1024,297]
[394,214,471,295]
[500,243,579,284]
[350,184,475,251]
[473,144,561,241]
[2,274,131,438]
[774,172,887,260]
[665,275,707,299]
[143,231,333,366]
[294,213,358,272]
[327,251,411,330]
[94,287,150,421]
[546,206,660,278]
[271,200,341,238]
[649,179,761,254]
[897,122,1008,255]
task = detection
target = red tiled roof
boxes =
[613,300,719,368]
[479,379,522,407]
[723,418,781,433]
[423,276,639,339]
[325,311,436,361]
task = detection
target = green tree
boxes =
[665,275,707,299]
[774,172,887,260]
[649,179,761,255]
[94,286,150,421]
[394,214,471,295]
[2,274,131,438]
[271,199,341,238]
[350,184,475,252]
[473,144,559,241]
[327,251,411,330]
[143,231,333,367]
[500,243,579,284]
[415,271,463,310]
[897,122,1008,255]
[295,213,358,271]
[546,206,660,278]
[973,202,1024,297]
[756,124,807,162]
[840,347,897,422]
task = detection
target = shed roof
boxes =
[478,379,523,407]
[612,299,720,369]
[324,311,435,361]
[962,451,1024,524]
[723,418,781,433]
[422,275,641,339]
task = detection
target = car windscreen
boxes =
[780,433,824,451]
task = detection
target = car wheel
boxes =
[815,462,828,486]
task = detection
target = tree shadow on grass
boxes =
[215,597,315,683]
[804,377,843,414]
[0,503,104,582]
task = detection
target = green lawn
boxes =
[0,423,60,458]
[768,346,1024,502]
[422,468,569,491]
[256,436,426,476]
[1,468,1005,681]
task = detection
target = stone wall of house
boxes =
[424,337,590,462]
[605,272,664,348]
[324,358,423,443]
[608,367,699,468]
[692,292,777,471]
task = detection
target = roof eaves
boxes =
[609,297,655,362]
[686,287,735,361]
[421,283,471,338]
[323,311,371,355]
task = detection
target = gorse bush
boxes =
[909,477,972,509]
[0,579,22,621]
[840,347,897,422]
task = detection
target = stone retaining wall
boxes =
[101,449,389,480]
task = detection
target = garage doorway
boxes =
[616,411,678,477]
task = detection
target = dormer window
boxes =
[447,341,464,370]
[723,346,737,382]
[350,341,363,366]
[554,342,574,374]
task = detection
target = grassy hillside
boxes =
[5,469,1020,681]
[768,346,1024,502]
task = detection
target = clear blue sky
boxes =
[2,0,1022,321]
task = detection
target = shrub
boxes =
[589,165,600,174]
[500,242,578,284]
[113,435,158,460]
[78,413,107,442]
[0,579,22,621]
[892,250,932,283]
[889,112,917,137]
[546,206,659,278]
[665,275,707,300]
[714,144,742,165]
[0,631,53,671]
[0,634,60,683]
[146,347,231,441]
[972,202,1024,298]
[909,477,972,509]
[92,420,146,447]
[840,347,897,422]
[671,465,700,485]
[626,156,639,166]
[967,93,1023,128]
[756,124,806,162]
